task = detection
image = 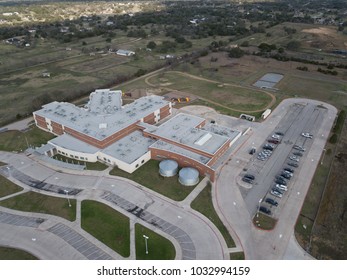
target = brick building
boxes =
[33,89,241,181]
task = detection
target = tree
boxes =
[147,41,157,49]
[241,41,249,47]
[228,47,244,58]
[286,40,301,51]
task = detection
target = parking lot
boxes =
[239,103,328,218]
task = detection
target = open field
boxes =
[110,160,196,201]
[191,182,235,247]
[147,71,273,112]
[135,223,175,260]
[0,191,76,221]
[81,200,130,257]
[296,111,347,259]
[0,246,38,260]
[0,175,23,198]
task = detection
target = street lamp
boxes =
[257,198,262,218]
[64,190,71,207]
[321,149,326,165]
[143,235,149,255]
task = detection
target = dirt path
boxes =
[144,70,276,114]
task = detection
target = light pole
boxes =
[143,235,149,255]
[64,190,71,207]
[257,198,262,218]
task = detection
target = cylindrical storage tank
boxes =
[179,167,199,186]
[159,159,178,177]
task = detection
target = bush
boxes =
[286,40,301,51]
[228,47,245,58]
[329,133,338,144]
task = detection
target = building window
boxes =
[85,158,88,161]
[70,154,73,158]
[80,157,84,160]
[141,160,145,163]
[136,164,139,168]
[75,156,78,159]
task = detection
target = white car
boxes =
[301,132,313,139]
[272,134,280,139]
[271,189,283,198]
[276,184,288,191]
[289,156,299,162]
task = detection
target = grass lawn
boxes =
[135,223,175,260]
[52,154,108,171]
[253,213,277,230]
[0,126,54,152]
[109,160,196,201]
[191,182,235,247]
[230,252,245,260]
[0,246,38,260]
[147,72,272,112]
[0,191,76,221]
[0,175,23,198]
[81,200,130,257]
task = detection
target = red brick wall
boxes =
[150,147,216,182]
[143,113,156,124]
[34,114,48,130]
[51,121,64,135]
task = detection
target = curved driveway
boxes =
[0,152,228,260]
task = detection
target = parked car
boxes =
[275,179,287,186]
[293,152,303,157]
[288,162,299,167]
[275,184,288,191]
[301,132,313,139]
[249,148,256,155]
[244,174,255,180]
[265,198,278,207]
[293,145,306,151]
[280,172,292,179]
[289,156,299,162]
[271,189,283,198]
[242,177,253,184]
[284,167,294,173]
[259,206,271,215]
[283,170,293,176]
[268,139,279,144]
[275,132,284,136]
[271,134,280,139]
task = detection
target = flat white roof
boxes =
[144,113,230,155]
[34,89,169,141]
[49,134,99,154]
[101,131,155,164]
[150,140,211,165]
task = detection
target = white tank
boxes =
[179,167,199,186]
[159,160,178,177]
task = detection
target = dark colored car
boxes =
[288,162,299,167]
[280,172,291,179]
[268,139,279,144]
[275,132,284,136]
[259,206,271,215]
[293,152,303,157]
[263,145,274,151]
[244,174,255,180]
[275,179,287,186]
[242,177,253,184]
[265,198,278,207]
[249,148,256,155]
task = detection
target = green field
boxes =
[0,175,23,198]
[81,200,130,257]
[191,182,235,247]
[110,160,196,201]
[0,246,38,260]
[135,224,175,260]
[0,126,54,152]
[253,213,277,230]
[0,191,76,221]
